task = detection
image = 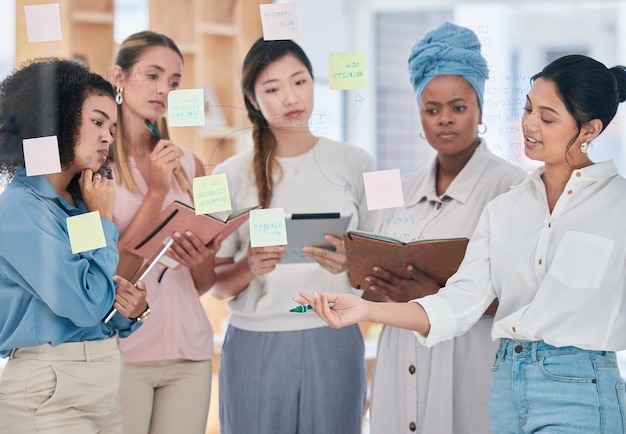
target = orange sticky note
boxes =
[363,169,405,210]
[67,211,106,254]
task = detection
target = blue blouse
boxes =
[0,168,140,357]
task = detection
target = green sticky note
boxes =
[329,52,365,90]
[67,211,106,254]
[193,174,232,214]
[168,89,206,127]
[249,208,287,248]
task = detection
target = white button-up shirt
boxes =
[416,160,626,351]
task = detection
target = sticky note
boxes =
[67,211,107,254]
[193,174,232,214]
[260,3,299,41]
[23,136,61,176]
[168,89,205,127]
[24,4,63,42]
[329,52,366,90]
[249,208,288,248]
[363,169,405,210]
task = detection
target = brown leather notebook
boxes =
[343,230,469,292]
[127,200,257,268]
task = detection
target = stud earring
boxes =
[580,141,588,154]
[115,87,124,105]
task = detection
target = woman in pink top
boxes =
[109,31,220,434]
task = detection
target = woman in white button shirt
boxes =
[297,54,626,433]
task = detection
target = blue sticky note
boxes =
[249,208,288,247]
[168,89,206,127]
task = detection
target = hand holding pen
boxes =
[292,290,367,329]
[103,237,174,323]
[142,119,182,194]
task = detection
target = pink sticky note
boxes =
[23,136,62,176]
[24,4,63,43]
[260,3,299,41]
[363,169,405,210]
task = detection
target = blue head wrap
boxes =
[408,22,489,110]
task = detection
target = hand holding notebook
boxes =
[126,200,257,269]
[343,230,469,300]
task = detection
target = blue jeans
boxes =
[489,339,626,433]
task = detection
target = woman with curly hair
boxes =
[0,58,147,433]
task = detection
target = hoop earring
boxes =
[419,131,426,140]
[115,87,124,105]
[477,123,487,135]
[580,141,588,154]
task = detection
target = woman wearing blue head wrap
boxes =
[334,22,524,433]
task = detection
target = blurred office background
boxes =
[1,1,626,432]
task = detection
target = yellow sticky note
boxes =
[193,174,232,214]
[329,52,366,90]
[168,89,206,127]
[249,208,287,248]
[67,211,106,254]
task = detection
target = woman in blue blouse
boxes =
[0,58,148,433]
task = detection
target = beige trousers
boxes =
[122,359,212,434]
[0,336,123,433]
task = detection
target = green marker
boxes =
[289,303,333,313]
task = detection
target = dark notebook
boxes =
[343,230,469,292]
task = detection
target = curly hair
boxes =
[0,57,115,177]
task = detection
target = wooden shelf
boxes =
[15,0,114,79]
[198,22,238,36]
[72,10,114,25]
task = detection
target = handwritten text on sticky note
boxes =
[24,4,63,42]
[193,174,232,214]
[67,211,107,254]
[23,136,62,176]
[260,3,299,41]
[249,208,288,247]
[363,169,405,210]
[168,89,205,127]
[329,52,366,90]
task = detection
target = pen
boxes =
[103,237,174,323]
[289,303,334,313]
[144,118,163,140]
